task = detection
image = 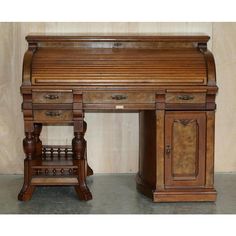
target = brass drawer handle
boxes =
[177,94,194,100]
[44,94,59,100]
[111,94,127,100]
[45,111,61,117]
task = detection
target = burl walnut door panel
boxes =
[164,112,206,188]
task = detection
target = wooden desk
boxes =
[18,34,218,202]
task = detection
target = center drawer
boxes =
[83,92,155,104]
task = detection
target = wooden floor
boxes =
[0,173,235,214]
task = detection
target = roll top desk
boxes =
[19,34,218,202]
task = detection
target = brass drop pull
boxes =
[111,94,127,100]
[44,94,59,100]
[177,94,194,100]
[165,145,171,156]
[45,111,61,117]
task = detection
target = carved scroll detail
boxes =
[175,119,195,126]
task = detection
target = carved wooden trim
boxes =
[22,93,33,120]
[197,42,207,52]
[156,90,166,109]
[26,35,210,43]
[175,119,196,126]
[22,46,37,86]
[202,50,217,86]
[206,93,216,110]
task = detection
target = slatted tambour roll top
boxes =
[22,34,216,87]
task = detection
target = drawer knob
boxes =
[177,94,194,100]
[45,111,61,117]
[111,94,127,100]
[44,94,59,100]
[165,145,171,156]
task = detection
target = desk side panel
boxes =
[137,111,156,192]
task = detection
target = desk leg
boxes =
[34,123,42,158]
[72,121,92,201]
[18,122,36,201]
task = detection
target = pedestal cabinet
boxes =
[19,34,218,202]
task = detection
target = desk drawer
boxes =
[83,92,155,104]
[166,92,206,104]
[34,110,72,121]
[32,91,73,104]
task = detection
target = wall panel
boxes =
[213,23,236,172]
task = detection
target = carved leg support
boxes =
[86,152,94,176]
[18,126,36,201]
[72,121,92,201]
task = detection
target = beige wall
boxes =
[213,23,236,172]
[0,22,234,174]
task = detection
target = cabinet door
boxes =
[165,112,206,188]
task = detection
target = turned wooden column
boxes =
[23,132,35,159]
[34,123,42,158]
[18,121,36,201]
[72,120,92,201]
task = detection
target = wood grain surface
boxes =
[0,22,233,174]
[31,46,207,86]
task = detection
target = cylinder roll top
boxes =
[23,35,215,87]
